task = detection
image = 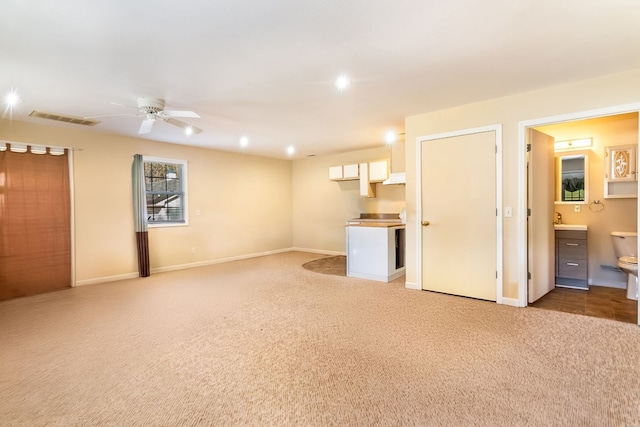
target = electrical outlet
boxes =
[574,205,581,213]
[191,247,196,254]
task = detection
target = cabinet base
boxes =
[347,268,405,283]
[555,277,588,290]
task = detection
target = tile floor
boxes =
[531,285,638,324]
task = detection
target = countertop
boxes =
[346,222,405,228]
[554,224,588,231]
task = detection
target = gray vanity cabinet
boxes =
[555,230,588,289]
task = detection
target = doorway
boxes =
[519,105,640,324]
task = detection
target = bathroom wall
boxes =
[537,113,639,288]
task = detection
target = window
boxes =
[143,157,188,225]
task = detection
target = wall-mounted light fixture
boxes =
[554,138,592,151]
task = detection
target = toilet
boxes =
[611,231,638,300]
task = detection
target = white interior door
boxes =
[527,129,555,303]
[421,131,497,301]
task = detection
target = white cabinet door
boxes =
[343,163,359,179]
[347,225,405,282]
[347,226,388,278]
[369,160,388,182]
[359,162,375,197]
[329,165,343,180]
[604,145,638,198]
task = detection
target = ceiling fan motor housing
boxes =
[137,97,165,114]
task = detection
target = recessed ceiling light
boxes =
[4,89,20,108]
[335,74,350,92]
[286,145,295,157]
[239,136,249,148]
[184,126,194,136]
[384,129,397,145]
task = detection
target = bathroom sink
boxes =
[554,224,587,231]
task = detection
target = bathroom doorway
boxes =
[520,105,640,325]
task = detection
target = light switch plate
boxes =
[574,205,581,213]
[504,207,512,217]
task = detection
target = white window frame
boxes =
[143,156,189,228]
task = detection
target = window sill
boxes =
[148,222,189,229]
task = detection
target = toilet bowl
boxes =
[611,231,638,301]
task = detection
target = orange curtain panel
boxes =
[0,145,71,300]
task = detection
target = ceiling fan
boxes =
[111,97,203,135]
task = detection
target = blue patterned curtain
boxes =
[132,154,150,277]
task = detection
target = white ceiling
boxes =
[2,0,640,159]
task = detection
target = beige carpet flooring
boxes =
[1,251,639,426]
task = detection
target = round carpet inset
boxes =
[302,255,346,276]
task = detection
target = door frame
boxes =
[416,124,503,303]
[517,103,640,307]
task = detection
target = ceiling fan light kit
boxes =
[133,97,202,135]
[137,97,165,114]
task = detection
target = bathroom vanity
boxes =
[555,225,588,289]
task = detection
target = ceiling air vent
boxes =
[29,110,100,126]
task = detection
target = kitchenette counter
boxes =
[346,222,405,228]
[346,217,405,282]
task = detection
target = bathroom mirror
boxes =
[555,152,589,204]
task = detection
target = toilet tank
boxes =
[611,231,638,257]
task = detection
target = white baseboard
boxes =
[291,247,346,256]
[150,248,294,274]
[347,269,405,283]
[405,281,420,290]
[589,280,626,289]
[500,297,523,307]
[74,248,296,286]
[75,272,139,287]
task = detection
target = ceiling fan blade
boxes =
[84,113,139,119]
[139,118,155,134]
[110,101,139,110]
[162,110,200,119]
[165,117,203,134]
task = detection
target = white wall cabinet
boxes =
[330,159,388,198]
[329,165,343,180]
[329,164,359,181]
[359,162,375,197]
[604,145,637,198]
[369,159,388,182]
[343,163,359,179]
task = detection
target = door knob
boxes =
[422,220,430,227]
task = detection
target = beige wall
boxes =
[4,68,640,299]
[405,68,640,301]
[292,143,406,253]
[0,120,293,284]
[537,113,638,288]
